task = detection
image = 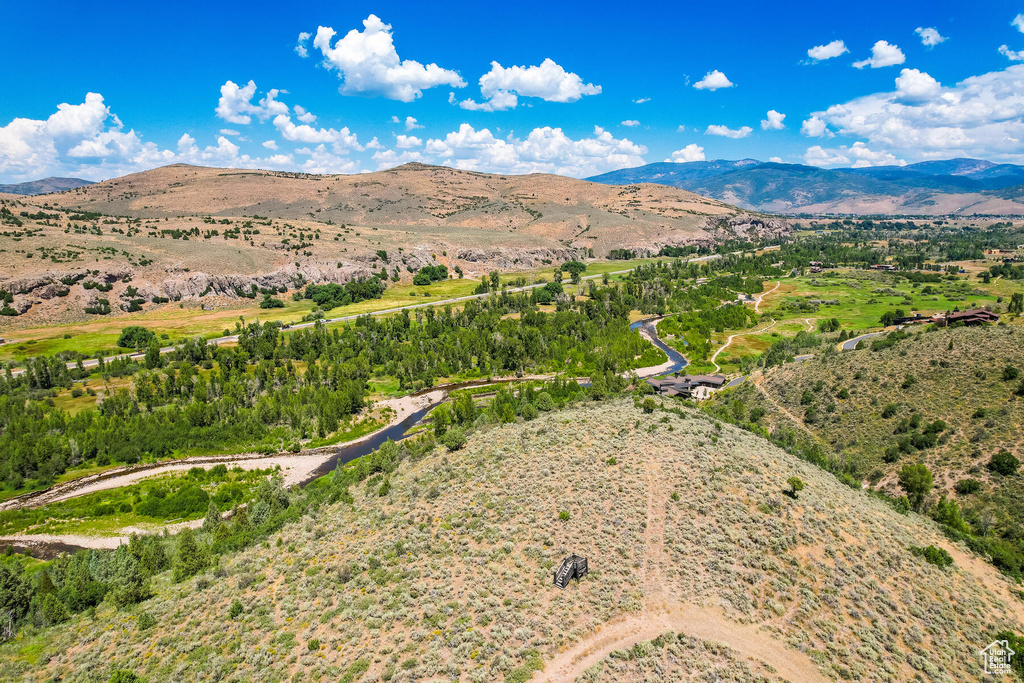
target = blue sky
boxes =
[2,0,1024,182]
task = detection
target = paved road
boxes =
[9,247,779,377]
[841,332,883,351]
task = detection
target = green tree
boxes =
[144,341,162,369]
[370,439,399,473]
[988,450,1020,476]
[442,426,467,451]
[535,392,555,411]
[898,463,933,511]
[642,397,656,414]
[786,476,805,498]
[107,672,144,683]
[0,564,32,633]
[109,549,149,608]
[202,500,221,534]
[1009,292,1024,315]
[432,403,451,437]
[117,326,156,349]
[172,528,207,583]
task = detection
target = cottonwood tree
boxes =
[898,463,933,511]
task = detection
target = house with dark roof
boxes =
[646,373,727,399]
[943,308,999,326]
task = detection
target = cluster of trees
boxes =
[412,265,448,285]
[0,283,661,491]
[0,474,297,639]
[300,278,387,311]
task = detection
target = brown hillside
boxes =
[0,163,786,327]
[49,163,744,254]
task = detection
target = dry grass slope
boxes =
[3,398,1018,682]
[744,325,1024,500]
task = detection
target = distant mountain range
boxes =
[587,158,1024,216]
[0,177,94,196]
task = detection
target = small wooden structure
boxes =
[554,554,589,589]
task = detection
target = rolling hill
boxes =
[1,397,1019,682]
[0,162,786,326]
[588,158,1024,215]
[715,324,1024,578]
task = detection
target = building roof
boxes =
[947,308,999,323]
[680,374,727,386]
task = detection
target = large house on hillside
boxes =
[894,308,999,327]
[646,373,727,399]
[943,308,1000,326]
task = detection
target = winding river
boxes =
[1,322,688,558]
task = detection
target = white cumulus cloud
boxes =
[999,45,1024,62]
[800,116,834,138]
[621,120,639,127]
[373,148,427,170]
[633,97,651,104]
[810,63,1024,162]
[1014,14,1024,33]
[395,134,422,148]
[665,144,705,163]
[853,40,906,69]
[272,114,361,150]
[894,68,942,102]
[807,40,848,61]
[294,105,317,124]
[310,15,465,102]
[424,123,646,177]
[760,110,786,130]
[295,32,311,58]
[0,92,333,181]
[458,58,601,111]
[215,80,289,124]
[915,27,947,47]
[804,142,905,168]
[693,70,733,91]
[705,124,752,139]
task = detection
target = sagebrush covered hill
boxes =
[729,325,1024,521]
[4,398,1019,682]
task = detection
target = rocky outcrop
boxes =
[0,268,130,296]
[157,261,376,301]
[705,214,791,241]
[454,246,585,270]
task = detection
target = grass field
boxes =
[702,266,1020,375]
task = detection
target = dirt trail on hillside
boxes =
[539,446,829,683]
[753,375,818,440]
